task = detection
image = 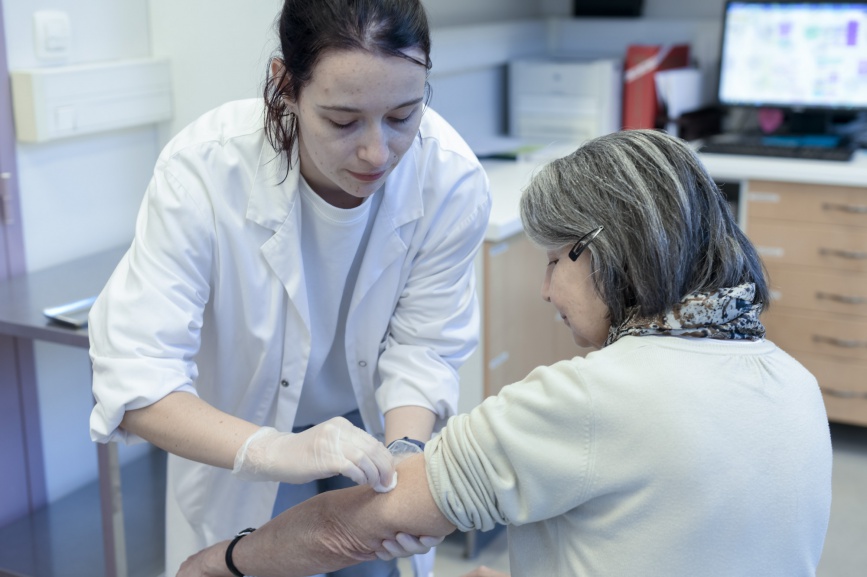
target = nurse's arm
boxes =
[384,405,436,444]
[121,391,259,469]
[176,453,457,577]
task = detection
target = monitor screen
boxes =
[718,1,867,110]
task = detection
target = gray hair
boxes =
[520,129,769,327]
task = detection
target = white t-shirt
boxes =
[294,177,382,426]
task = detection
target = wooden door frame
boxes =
[0,0,47,524]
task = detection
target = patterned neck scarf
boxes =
[606,283,766,346]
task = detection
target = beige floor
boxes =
[402,422,867,577]
[397,529,510,577]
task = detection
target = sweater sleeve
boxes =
[424,359,597,531]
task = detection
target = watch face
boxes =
[388,437,425,455]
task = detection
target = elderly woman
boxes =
[178,130,832,577]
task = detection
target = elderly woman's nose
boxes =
[541,277,552,302]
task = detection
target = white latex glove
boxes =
[376,534,444,561]
[232,417,396,491]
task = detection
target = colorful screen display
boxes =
[718,2,867,109]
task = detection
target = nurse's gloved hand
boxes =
[375,533,445,561]
[232,418,396,490]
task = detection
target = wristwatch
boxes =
[225,527,256,577]
[387,437,426,455]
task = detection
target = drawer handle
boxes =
[822,202,867,215]
[816,292,867,305]
[819,247,867,260]
[821,387,867,399]
[813,335,867,348]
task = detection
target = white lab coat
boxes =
[89,99,491,575]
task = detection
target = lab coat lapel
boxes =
[351,149,423,312]
[247,143,311,334]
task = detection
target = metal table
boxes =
[0,245,129,577]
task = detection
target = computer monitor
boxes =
[717,1,867,112]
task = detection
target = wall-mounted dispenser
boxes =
[10,58,172,143]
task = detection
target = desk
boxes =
[0,246,129,577]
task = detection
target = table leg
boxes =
[463,529,477,559]
[98,441,128,577]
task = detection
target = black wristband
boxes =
[225,527,256,577]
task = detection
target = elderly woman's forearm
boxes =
[228,454,456,576]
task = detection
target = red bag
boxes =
[622,44,690,129]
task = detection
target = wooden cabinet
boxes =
[746,180,867,426]
[481,233,592,397]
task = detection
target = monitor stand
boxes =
[783,109,861,140]
[785,110,832,135]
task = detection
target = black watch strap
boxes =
[225,527,256,577]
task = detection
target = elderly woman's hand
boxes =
[460,566,510,577]
[375,533,444,560]
[176,540,232,577]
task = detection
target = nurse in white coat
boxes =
[88,1,491,576]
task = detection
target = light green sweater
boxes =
[426,336,832,576]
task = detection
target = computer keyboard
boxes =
[699,135,856,162]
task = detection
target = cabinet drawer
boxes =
[483,235,585,397]
[763,310,867,362]
[747,180,867,228]
[765,264,867,318]
[750,220,867,272]
[823,395,867,427]
[794,351,867,427]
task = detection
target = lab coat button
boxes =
[280,379,289,388]
[358,361,367,367]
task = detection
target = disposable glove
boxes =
[376,534,445,561]
[232,417,396,491]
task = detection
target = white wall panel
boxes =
[423,0,542,27]
[644,0,726,19]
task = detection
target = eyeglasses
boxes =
[568,226,604,262]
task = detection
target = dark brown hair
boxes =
[264,0,432,165]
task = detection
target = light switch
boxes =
[33,11,71,62]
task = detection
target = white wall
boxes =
[424,0,542,26]
[644,0,726,18]
[4,0,155,271]
[148,0,282,142]
[148,0,546,143]
[428,21,548,142]
[2,0,156,503]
